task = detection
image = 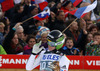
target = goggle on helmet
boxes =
[47,30,65,50]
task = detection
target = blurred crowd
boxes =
[0,0,100,56]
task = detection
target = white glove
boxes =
[32,41,44,55]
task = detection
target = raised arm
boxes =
[26,41,45,71]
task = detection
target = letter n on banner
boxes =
[67,56,84,69]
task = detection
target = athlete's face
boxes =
[48,45,56,51]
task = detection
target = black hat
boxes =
[62,0,71,7]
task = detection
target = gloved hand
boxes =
[32,41,44,55]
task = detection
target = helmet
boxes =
[47,30,65,50]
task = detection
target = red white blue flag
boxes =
[69,0,97,18]
[35,0,48,11]
[70,0,83,7]
[33,8,50,20]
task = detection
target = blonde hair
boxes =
[41,31,50,36]
[0,22,5,27]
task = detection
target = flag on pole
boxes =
[33,8,50,20]
[70,0,83,7]
[35,0,48,11]
[31,0,35,4]
[0,0,5,3]
[1,0,14,12]
[68,0,97,18]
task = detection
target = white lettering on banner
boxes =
[96,61,100,66]
[93,61,95,65]
[10,59,15,64]
[0,56,2,67]
[3,59,9,64]
[86,60,100,66]
[70,60,80,65]
[22,59,27,64]
[0,56,28,67]
[16,59,21,64]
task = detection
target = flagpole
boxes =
[22,16,33,23]
[62,18,78,33]
[22,14,38,24]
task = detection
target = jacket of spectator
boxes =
[0,45,7,54]
[23,45,32,54]
[85,40,100,56]
[61,46,79,55]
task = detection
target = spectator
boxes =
[0,22,5,45]
[0,11,10,36]
[65,19,87,55]
[36,31,49,44]
[49,10,66,31]
[88,24,98,34]
[16,25,27,47]
[36,27,50,49]
[0,22,5,33]
[61,37,80,55]
[3,23,24,54]
[0,45,7,54]
[22,5,38,34]
[41,32,48,44]
[61,0,76,18]
[64,19,79,44]
[87,32,93,43]
[11,4,25,23]
[23,35,36,55]
[85,19,93,31]
[32,20,45,33]
[85,32,100,56]
[50,2,61,14]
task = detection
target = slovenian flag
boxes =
[0,0,5,3]
[35,0,48,11]
[33,7,50,20]
[70,0,83,7]
[69,0,97,18]
[31,0,35,4]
